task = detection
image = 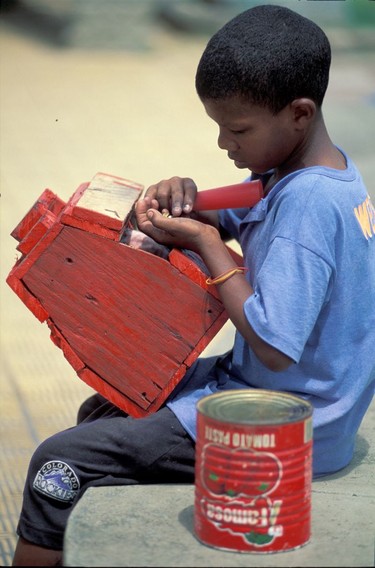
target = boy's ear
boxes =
[290,98,316,129]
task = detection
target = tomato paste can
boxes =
[194,389,313,553]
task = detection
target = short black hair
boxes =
[195,4,331,113]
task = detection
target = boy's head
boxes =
[195,4,331,114]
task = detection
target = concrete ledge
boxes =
[63,401,375,567]
[63,484,374,567]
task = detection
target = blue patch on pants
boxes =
[33,460,80,502]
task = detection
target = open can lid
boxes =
[197,389,313,425]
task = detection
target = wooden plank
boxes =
[169,249,216,296]
[77,367,130,413]
[21,226,226,414]
[11,189,65,242]
[183,311,229,368]
[47,319,86,373]
[65,172,144,231]
[6,272,49,322]
[60,214,122,241]
[6,223,64,282]
[6,172,230,416]
[6,222,65,322]
[16,210,57,255]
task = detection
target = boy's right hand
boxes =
[145,176,197,217]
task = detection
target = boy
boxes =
[13,4,375,566]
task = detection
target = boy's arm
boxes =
[197,228,294,372]
[136,196,293,373]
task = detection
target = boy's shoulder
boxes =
[268,162,370,248]
[275,158,366,209]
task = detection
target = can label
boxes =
[194,390,313,553]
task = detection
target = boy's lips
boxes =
[229,154,249,169]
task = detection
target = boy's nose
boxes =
[217,130,239,152]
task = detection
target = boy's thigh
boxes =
[112,406,196,482]
[33,406,195,485]
[77,393,109,423]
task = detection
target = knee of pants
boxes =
[32,430,71,465]
[27,430,78,489]
[27,432,82,506]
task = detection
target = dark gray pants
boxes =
[17,397,195,550]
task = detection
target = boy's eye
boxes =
[230,129,247,135]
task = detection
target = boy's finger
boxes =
[181,178,198,214]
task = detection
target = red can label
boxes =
[194,395,312,553]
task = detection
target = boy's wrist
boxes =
[195,224,222,256]
[196,225,237,274]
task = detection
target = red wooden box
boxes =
[6,173,232,417]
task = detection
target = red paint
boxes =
[195,390,313,553]
[11,188,65,243]
[6,172,233,417]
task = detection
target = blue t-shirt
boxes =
[167,149,375,476]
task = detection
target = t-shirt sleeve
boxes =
[219,208,249,241]
[244,236,333,362]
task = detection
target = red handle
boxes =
[193,180,263,211]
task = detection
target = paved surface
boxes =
[1,2,374,566]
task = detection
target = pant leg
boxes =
[17,406,195,550]
[76,393,110,423]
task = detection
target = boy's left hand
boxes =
[135,196,214,254]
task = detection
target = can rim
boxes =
[196,389,313,425]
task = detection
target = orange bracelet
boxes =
[206,267,248,286]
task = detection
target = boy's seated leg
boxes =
[76,393,108,424]
[12,537,62,566]
[14,406,195,566]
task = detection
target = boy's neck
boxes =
[301,116,346,170]
[268,116,346,192]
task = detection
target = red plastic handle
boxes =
[194,180,263,211]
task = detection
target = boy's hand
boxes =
[145,176,197,217]
[135,196,218,254]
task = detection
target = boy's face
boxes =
[202,96,301,175]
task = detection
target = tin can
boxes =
[194,389,313,553]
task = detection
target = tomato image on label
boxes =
[200,443,283,547]
[202,443,282,498]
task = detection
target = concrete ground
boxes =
[0,1,374,566]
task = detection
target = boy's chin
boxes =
[234,160,250,169]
